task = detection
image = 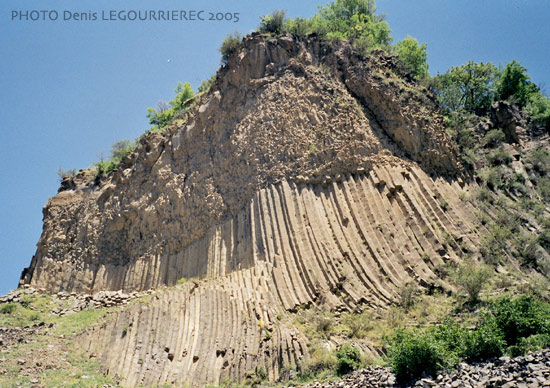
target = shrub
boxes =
[19,296,31,308]
[255,365,267,380]
[342,311,373,338]
[461,317,505,361]
[170,82,195,111]
[145,82,195,133]
[387,329,446,383]
[259,10,287,35]
[478,166,506,191]
[489,295,550,346]
[93,159,118,184]
[507,333,550,357]
[527,147,550,175]
[432,61,499,113]
[431,320,468,364]
[538,177,550,201]
[487,147,513,166]
[146,104,174,129]
[316,314,334,336]
[335,343,362,376]
[110,139,135,160]
[284,17,313,37]
[219,31,242,64]
[453,261,492,304]
[57,167,77,181]
[483,129,506,147]
[518,234,540,268]
[0,303,16,314]
[398,282,418,310]
[198,75,216,94]
[539,229,550,251]
[299,342,337,377]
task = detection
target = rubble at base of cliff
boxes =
[301,349,550,388]
[0,285,153,315]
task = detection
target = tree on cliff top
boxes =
[393,35,429,80]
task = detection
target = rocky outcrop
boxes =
[490,101,528,144]
[19,34,479,386]
[21,34,464,295]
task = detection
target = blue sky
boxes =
[1,0,549,295]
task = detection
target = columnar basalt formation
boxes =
[21,34,481,386]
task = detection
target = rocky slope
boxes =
[17,34,488,386]
[302,349,550,388]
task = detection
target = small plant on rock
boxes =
[219,31,243,65]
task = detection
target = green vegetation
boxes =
[219,31,243,64]
[526,92,550,130]
[0,292,119,388]
[341,310,373,338]
[335,343,362,375]
[496,60,539,108]
[393,35,428,80]
[398,282,418,310]
[56,167,77,181]
[387,328,446,383]
[432,61,499,113]
[88,79,200,184]
[146,81,195,131]
[198,75,216,94]
[253,0,394,56]
[431,58,550,132]
[453,261,492,304]
[298,342,338,380]
[93,138,136,183]
[387,295,550,383]
[259,9,287,34]
[0,302,16,314]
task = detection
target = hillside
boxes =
[3,2,550,388]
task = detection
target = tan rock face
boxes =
[22,34,462,293]
[20,34,476,386]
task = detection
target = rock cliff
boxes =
[20,34,481,386]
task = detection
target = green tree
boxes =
[170,82,195,110]
[433,61,499,113]
[146,104,174,128]
[318,0,392,51]
[146,82,195,129]
[259,10,287,34]
[526,92,550,130]
[496,60,539,108]
[319,0,376,24]
[393,35,428,79]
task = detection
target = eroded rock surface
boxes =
[18,34,480,386]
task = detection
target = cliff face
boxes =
[20,34,479,386]
[21,34,461,293]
